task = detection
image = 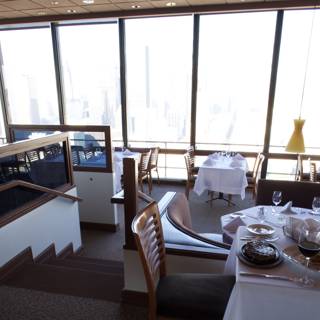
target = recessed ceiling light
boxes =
[166,2,176,7]
[131,4,141,9]
[83,0,94,4]
[37,11,47,15]
[51,1,59,5]
[67,9,77,13]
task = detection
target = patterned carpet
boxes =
[0,183,256,320]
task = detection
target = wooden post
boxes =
[123,157,139,250]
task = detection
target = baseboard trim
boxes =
[80,221,120,232]
[57,243,74,259]
[0,247,33,283]
[34,244,56,264]
[121,289,148,307]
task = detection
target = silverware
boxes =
[239,272,316,287]
[239,272,300,283]
[240,236,280,242]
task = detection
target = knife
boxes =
[239,272,301,283]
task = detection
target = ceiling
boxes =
[0,0,306,21]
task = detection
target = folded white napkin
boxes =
[284,217,320,241]
[234,153,245,160]
[209,152,219,159]
[224,216,246,233]
[203,158,214,166]
[123,149,133,156]
[279,201,296,214]
[230,160,242,168]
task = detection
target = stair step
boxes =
[4,263,123,302]
[68,256,124,269]
[47,258,123,275]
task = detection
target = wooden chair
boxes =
[183,152,197,199]
[310,161,317,182]
[295,155,310,181]
[246,153,260,179]
[138,150,152,194]
[247,153,265,199]
[148,147,160,187]
[132,201,235,320]
[186,146,199,174]
[26,150,40,162]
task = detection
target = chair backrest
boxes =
[150,147,160,167]
[310,162,317,182]
[186,146,196,168]
[131,201,167,314]
[253,153,265,181]
[184,152,194,180]
[296,155,303,181]
[256,179,320,209]
[251,153,260,174]
[166,193,231,250]
[26,150,39,162]
[139,150,152,173]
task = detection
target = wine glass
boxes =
[312,196,320,215]
[297,223,320,286]
[272,191,282,214]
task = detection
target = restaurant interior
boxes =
[1,0,320,319]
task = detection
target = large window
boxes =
[0,27,59,125]
[196,12,276,152]
[270,10,320,155]
[0,104,5,144]
[57,23,122,141]
[125,16,193,149]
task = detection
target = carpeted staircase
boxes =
[2,247,124,303]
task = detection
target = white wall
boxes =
[74,171,118,225]
[0,188,82,267]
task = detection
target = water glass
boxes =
[257,207,265,223]
[312,196,320,215]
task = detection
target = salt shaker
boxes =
[257,207,265,223]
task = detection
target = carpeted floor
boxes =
[0,285,147,320]
[80,182,255,261]
[0,182,256,320]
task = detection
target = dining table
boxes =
[222,206,320,320]
[193,153,249,202]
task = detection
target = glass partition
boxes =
[0,102,6,144]
[125,16,193,148]
[57,23,122,142]
[0,133,72,219]
[0,27,59,124]
[196,12,276,152]
[270,9,320,155]
[9,125,112,172]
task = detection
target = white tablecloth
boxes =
[223,206,320,320]
[193,154,248,199]
[113,151,140,192]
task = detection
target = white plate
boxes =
[247,224,275,236]
[230,212,245,219]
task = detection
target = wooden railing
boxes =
[0,180,82,202]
